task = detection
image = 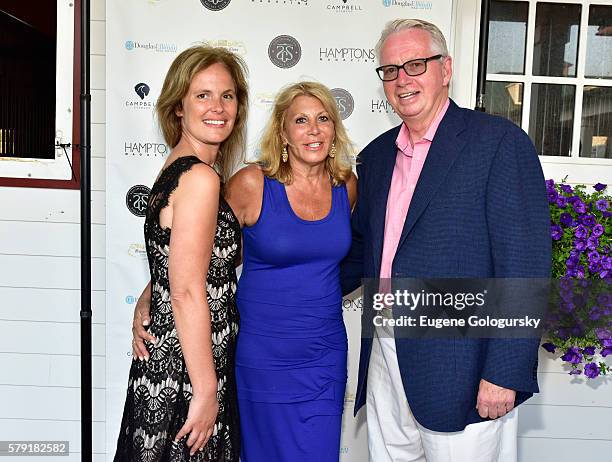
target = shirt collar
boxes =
[395,98,450,156]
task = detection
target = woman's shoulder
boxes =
[227,163,265,194]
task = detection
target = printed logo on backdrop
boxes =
[200,0,231,11]
[128,243,148,260]
[124,40,178,53]
[134,83,150,100]
[126,83,153,110]
[125,295,137,305]
[203,40,247,56]
[371,98,396,114]
[319,46,375,63]
[331,88,354,120]
[126,185,151,217]
[125,141,169,157]
[326,0,364,12]
[382,0,433,9]
[255,93,276,109]
[250,0,308,6]
[268,35,301,69]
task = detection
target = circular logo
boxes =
[125,295,136,304]
[268,35,302,69]
[125,40,134,50]
[126,185,151,217]
[200,0,231,11]
[331,88,354,120]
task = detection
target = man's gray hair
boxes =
[376,19,449,63]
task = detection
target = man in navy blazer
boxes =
[340,19,551,461]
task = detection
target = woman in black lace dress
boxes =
[114,45,249,462]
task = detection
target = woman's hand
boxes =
[131,289,156,361]
[175,390,219,455]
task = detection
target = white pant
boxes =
[366,332,518,462]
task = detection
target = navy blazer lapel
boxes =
[369,126,401,278]
[395,101,467,253]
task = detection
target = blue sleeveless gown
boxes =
[236,175,351,461]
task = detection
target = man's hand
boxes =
[132,296,156,361]
[476,379,516,419]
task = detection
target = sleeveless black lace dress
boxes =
[114,156,241,462]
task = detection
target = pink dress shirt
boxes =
[379,99,450,281]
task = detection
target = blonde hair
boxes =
[156,45,249,181]
[258,81,353,186]
[376,19,449,63]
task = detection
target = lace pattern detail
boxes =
[115,156,241,461]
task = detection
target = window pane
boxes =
[580,87,612,158]
[485,81,523,126]
[529,84,575,156]
[585,5,612,79]
[0,7,56,159]
[487,0,529,74]
[533,3,581,77]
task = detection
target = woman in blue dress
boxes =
[133,81,357,460]
[225,81,357,461]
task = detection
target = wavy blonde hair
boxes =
[258,81,353,186]
[156,45,249,181]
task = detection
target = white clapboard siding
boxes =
[0,320,105,357]
[0,0,107,457]
[0,353,105,389]
[519,437,612,462]
[0,222,105,258]
[0,188,105,224]
[0,287,105,324]
[0,419,106,454]
[0,255,105,290]
[519,405,612,440]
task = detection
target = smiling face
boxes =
[175,62,238,152]
[282,95,335,168]
[380,28,452,130]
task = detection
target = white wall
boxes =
[0,0,107,460]
[0,0,611,460]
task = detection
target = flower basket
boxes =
[542,180,612,378]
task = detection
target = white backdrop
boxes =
[105,1,453,459]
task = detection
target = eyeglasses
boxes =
[375,55,443,81]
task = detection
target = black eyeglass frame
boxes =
[375,54,444,81]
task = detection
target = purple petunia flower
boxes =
[560,212,574,227]
[584,363,600,379]
[546,179,555,189]
[604,211,612,218]
[588,250,601,262]
[561,346,583,364]
[556,196,568,208]
[548,189,559,203]
[602,348,612,357]
[573,200,587,214]
[577,266,586,278]
[594,183,607,192]
[581,214,596,227]
[575,239,587,252]
[560,184,573,194]
[596,199,609,212]
[592,224,605,237]
[542,342,557,353]
[583,346,596,356]
[587,236,600,251]
[575,225,589,239]
[551,225,563,241]
[589,261,601,274]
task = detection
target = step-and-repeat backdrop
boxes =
[106,1,452,459]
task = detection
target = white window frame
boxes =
[486,0,612,165]
[0,1,75,180]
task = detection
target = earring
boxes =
[282,145,288,163]
[329,142,337,158]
